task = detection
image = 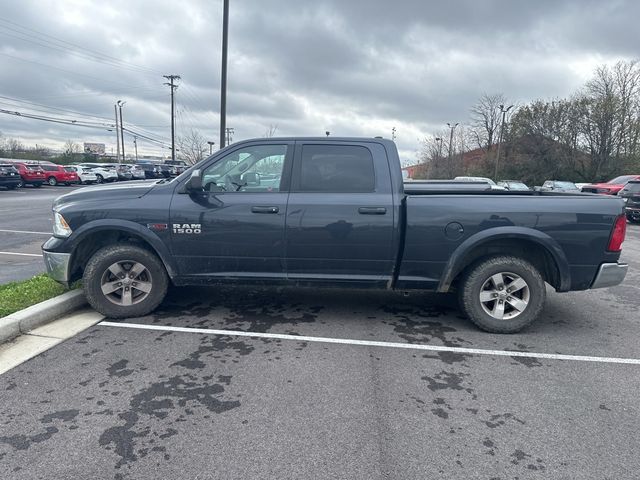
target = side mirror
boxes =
[186,169,203,191]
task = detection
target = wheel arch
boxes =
[66,220,177,282]
[438,227,571,293]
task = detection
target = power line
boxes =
[0,17,162,76]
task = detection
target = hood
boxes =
[53,180,158,209]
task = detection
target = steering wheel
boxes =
[224,175,243,192]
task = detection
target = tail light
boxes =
[607,215,627,252]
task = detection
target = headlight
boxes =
[53,211,72,237]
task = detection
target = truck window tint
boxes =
[202,144,287,193]
[299,145,375,192]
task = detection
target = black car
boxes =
[0,164,22,190]
[134,163,162,179]
[618,180,640,224]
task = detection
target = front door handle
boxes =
[251,206,279,214]
[358,207,387,215]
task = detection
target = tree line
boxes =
[418,60,640,185]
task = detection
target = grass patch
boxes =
[0,274,69,318]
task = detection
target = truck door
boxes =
[285,141,396,286]
[169,142,293,280]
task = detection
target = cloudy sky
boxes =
[0,0,638,161]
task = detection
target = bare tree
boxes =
[177,129,208,165]
[263,124,278,137]
[469,93,507,151]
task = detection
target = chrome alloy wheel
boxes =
[100,261,153,306]
[479,272,530,320]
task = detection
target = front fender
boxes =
[437,226,571,292]
[65,219,177,278]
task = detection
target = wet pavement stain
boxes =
[421,370,475,396]
[170,336,254,370]
[108,360,134,378]
[40,409,79,423]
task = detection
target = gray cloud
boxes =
[0,0,638,159]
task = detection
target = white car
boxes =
[126,164,146,180]
[454,176,507,190]
[67,165,98,185]
[78,163,118,183]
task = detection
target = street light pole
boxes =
[133,135,138,162]
[114,104,120,163]
[447,122,459,178]
[117,100,126,162]
[219,0,229,149]
[494,104,514,180]
[207,141,216,155]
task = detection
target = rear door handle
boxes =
[251,206,279,214]
[358,207,387,215]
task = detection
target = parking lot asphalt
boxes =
[0,223,639,479]
[1,187,639,479]
[0,185,82,283]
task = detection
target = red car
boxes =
[581,174,640,194]
[39,163,80,186]
[10,161,46,187]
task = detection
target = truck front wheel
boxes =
[83,245,169,318]
[458,256,545,333]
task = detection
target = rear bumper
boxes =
[42,250,72,285]
[590,262,628,289]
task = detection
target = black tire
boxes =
[95,174,104,184]
[626,214,640,224]
[458,255,546,333]
[33,182,42,188]
[16,180,24,188]
[48,176,58,186]
[83,244,169,318]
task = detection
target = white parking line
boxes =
[0,251,43,257]
[99,321,640,366]
[0,229,50,235]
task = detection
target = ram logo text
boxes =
[173,223,202,234]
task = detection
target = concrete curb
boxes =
[0,289,87,344]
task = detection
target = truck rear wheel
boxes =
[458,256,545,333]
[83,245,168,318]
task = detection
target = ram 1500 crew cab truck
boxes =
[42,137,628,333]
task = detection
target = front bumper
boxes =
[590,262,628,289]
[43,250,72,285]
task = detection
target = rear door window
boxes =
[295,144,375,193]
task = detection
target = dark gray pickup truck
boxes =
[43,137,628,333]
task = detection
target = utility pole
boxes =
[207,141,215,155]
[133,136,138,162]
[117,100,126,162]
[219,0,229,148]
[494,104,514,180]
[114,104,120,163]
[163,74,181,161]
[225,127,234,145]
[447,122,459,178]
[435,137,443,160]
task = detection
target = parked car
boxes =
[581,175,640,194]
[66,165,98,185]
[497,180,530,191]
[618,180,640,224]
[125,164,146,180]
[538,180,580,192]
[454,176,507,190]
[0,163,21,190]
[134,162,163,179]
[10,161,45,187]
[77,163,118,183]
[43,136,627,334]
[155,163,172,178]
[38,163,80,186]
[102,163,134,181]
[164,160,188,175]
